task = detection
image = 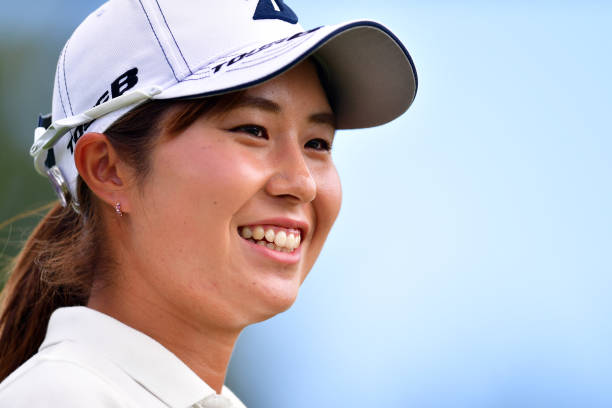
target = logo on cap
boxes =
[253,0,298,24]
[66,68,139,155]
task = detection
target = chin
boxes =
[247,284,301,324]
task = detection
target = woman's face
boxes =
[124,61,342,329]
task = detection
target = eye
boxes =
[305,138,332,152]
[230,124,268,139]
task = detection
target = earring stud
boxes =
[115,201,123,217]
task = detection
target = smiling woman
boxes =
[0,0,416,407]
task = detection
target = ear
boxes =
[74,132,134,212]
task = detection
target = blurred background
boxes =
[1,1,611,407]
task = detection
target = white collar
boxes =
[40,306,244,408]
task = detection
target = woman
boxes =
[0,0,417,406]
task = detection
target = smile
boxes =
[239,225,302,253]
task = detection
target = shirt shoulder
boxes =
[1,307,247,407]
[0,348,133,408]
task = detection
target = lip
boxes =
[237,217,309,265]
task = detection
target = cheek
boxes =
[150,134,264,219]
[316,164,343,228]
[134,133,267,279]
[308,164,342,254]
[298,164,341,283]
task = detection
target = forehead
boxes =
[232,60,332,114]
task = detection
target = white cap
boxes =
[30,0,417,209]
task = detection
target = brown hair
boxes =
[0,94,241,381]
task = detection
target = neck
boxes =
[88,280,241,393]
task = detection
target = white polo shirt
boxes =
[0,306,246,408]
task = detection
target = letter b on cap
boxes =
[111,68,139,98]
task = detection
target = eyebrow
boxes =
[232,96,336,129]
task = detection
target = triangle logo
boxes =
[253,0,298,24]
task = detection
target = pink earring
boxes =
[115,201,123,217]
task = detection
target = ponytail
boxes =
[0,189,100,381]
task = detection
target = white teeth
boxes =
[253,226,265,240]
[286,234,296,249]
[274,231,287,247]
[241,226,253,239]
[264,229,275,243]
[241,225,302,252]
[252,238,295,253]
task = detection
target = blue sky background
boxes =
[1,1,611,407]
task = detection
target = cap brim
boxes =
[155,20,417,129]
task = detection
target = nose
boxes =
[265,144,317,204]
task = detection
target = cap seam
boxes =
[137,0,179,82]
[62,38,74,116]
[55,54,69,118]
[153,0,193,75]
